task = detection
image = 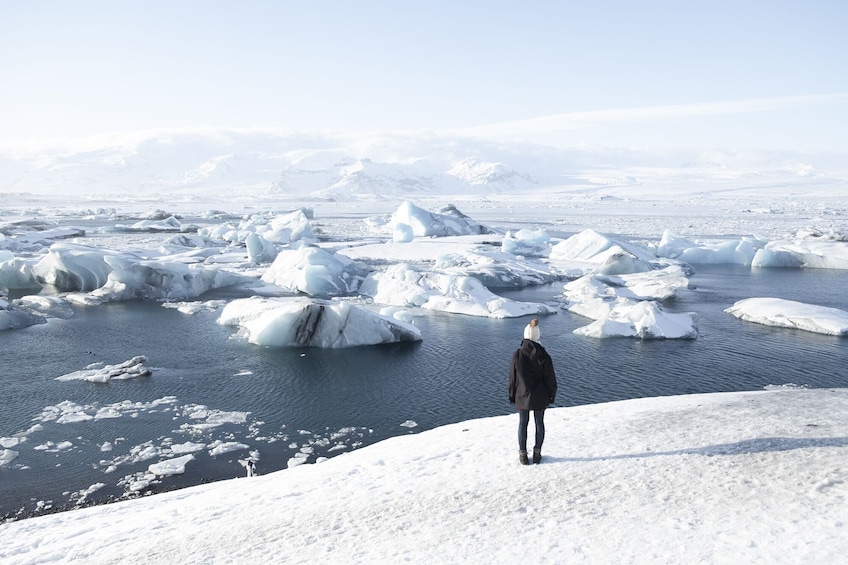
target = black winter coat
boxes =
[509,339,557,410]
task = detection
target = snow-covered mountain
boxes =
[1,127,846,201]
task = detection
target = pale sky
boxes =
[2,1,847,151]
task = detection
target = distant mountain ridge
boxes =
[1,127,845,200]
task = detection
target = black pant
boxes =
[517,409,545,452]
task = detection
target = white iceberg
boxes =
[752,240,848,270]
[148,454,195,477]
[55,356,152,383]
[90,255,247,301]
[435,250,558,289]
[656,230,762,266]
[550,228,656,274]
[388,201,492,238]
[260,245,370,297]
[725,298,848,335]
[218,297,422,348]
[573,300,698,339]
[0,448,19,466]
[501,228,551,257]
[564,266,697,339]
[200,209,314,245]
[360,263,556,318]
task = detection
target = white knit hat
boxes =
[523,319,540,342]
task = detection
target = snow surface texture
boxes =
[1,388,846,564]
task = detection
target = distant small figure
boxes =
[245,458,256,477]
[509,318,558,465]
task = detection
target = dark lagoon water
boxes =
[2,263,847,520]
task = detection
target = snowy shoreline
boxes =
[1,387,846,564]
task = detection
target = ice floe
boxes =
[725,298,848,335]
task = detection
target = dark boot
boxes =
[519,450,529,465]
[532,447,542,464]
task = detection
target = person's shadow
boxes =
[542,436,848,463]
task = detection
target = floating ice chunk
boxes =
[201,209,314,245]
[434,250,558,289]
[0,437,21,448]
[752,240,848,269]
[393,223,415,243]
[129,216,182,232]
[360,263,556,318]
[260,245,370,297]
[16,295,75,319]
[550,229,655,274]
[170,442,206,455]
[0,255,42,293]
[725,298,848,335]
[245,233,279,264]
[564,266,690,303]
[208,441,249,457]
[656,230,762,266]
[148,454,195,476]
[218,296,422,348]
[161,299,227,315]
[388,201,492,238]
[55,356,151,383]
[564,266,696,339]
[1,449,19,466]
[573,300,698,339]
[90,255,246,301]
[501,229,551,257]
[33,243,121,291]
[0,296,46,330]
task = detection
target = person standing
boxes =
[509,318,557,465]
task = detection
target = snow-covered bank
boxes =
[2,388,846,564]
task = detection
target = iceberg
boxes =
[0,448,19,466]
[564,266,697,339]
[218,297,422,348]
[572,300,698,339]
[0,295,46,330]
[16,295,75,319]
[55,356,152,383]
[200,209,315,245]
[0,252,43,293]
[501,228,551,257]
[148,454,195,477]
[260,245,371,297]
[360,263,556,318]
[388,201,493,238]
[656,230,762,266]
[725,298,848,335]
[33,243,123,292]
[550,228,656,274]
[434,250,558,289]
[752,240,848,270]
[90,255,247,301]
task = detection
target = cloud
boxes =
[461,93,848,135]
